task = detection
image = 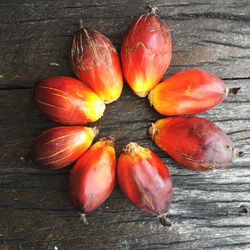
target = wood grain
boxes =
[0,1,250,88]
[0,0,250,249]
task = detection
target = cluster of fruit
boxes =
[31,7,233,225]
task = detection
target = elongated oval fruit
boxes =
[34,76,105,125]
[68,137,116,215]
[121,9,172,97]
[149,117,233,171]
[117,142,172,225]
[149,69,227,115]
[70,28,123,104]
[32,126,98,169]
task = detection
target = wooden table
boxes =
[1,1,250,249]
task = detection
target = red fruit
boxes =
[121,8,172,97]
[69,137,116,215]
[149,117,233,171]
[34,76,105,125]
[149,69,227,115]
[70,28,123,104]
[32,126,98,169]
[117,142,172,225]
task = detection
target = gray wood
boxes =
[0,0,250,249]
[1,0,250,88]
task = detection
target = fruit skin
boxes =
[149,69,227,116]
[149,117,233,171]
[70,28,123,104]
[68,138,116,213]
[34,76,105,125]
[121,12,172,97]
[117,142,172,220]
[32,126,98,169]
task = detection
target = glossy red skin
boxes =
[68,138,116,213]
[149,69,227,115]
[34,76,105,125]
[32,126,97,169]
[71,28,123,103]
[117,143,172,215]
[150,117,233,171]
[121,14,172,96]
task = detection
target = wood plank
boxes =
[0,0,250,88]
[1,172,250,249]
[1,0,249,23]
[1,1,250,249]
[1,0,249,21]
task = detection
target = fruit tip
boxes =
[148,123,157,140]
[92,127,99,136]
[79,212,89,225]
[135,91,149,98]
[147,5,159,15]
[228,87,241,95]
[233,147,244,158]
[148,90,153,106]
[100,136,115,146]
[157,213,171,227]
[123,142,140,155]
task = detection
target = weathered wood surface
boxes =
[0,0,250,249]
[1,0,250,88]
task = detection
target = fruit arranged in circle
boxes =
[32,126,98,169]
[30,7,236,224]
[149,69,227,116]
[69,138,116,213]
[117,142,172,225]
[70,27,123,104]
[34,76,105,125]
[121,9,172,97]
[149,117,233,171]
